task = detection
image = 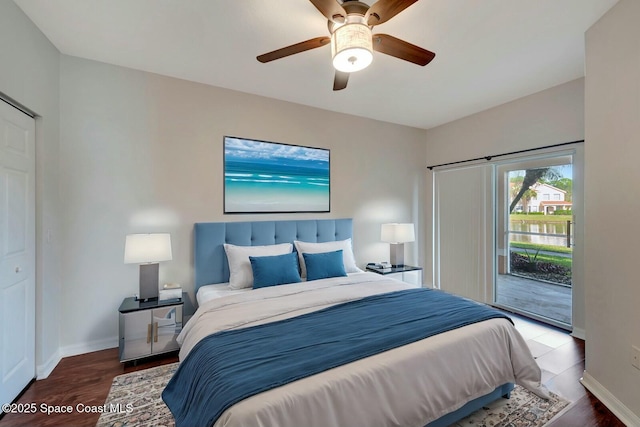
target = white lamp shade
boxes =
[381,223,415,244]
[331,23,373,73]
[124,233,172,264]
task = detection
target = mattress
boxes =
[179,273,546,427]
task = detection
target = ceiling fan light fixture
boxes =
[331,23,373,73]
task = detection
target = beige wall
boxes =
[424,79,585,333]
[584,0,640,422]
[0,1,61,378]
[424,79,585,165]
[58,55,427,352]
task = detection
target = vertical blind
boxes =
[433,164,494,303]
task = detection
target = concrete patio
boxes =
[495,273,572,327]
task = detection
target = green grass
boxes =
[510,241,572,254]
[526,252,572,269]
[512,244,572,269]
[510,214,572,223]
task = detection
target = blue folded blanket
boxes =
[162,288,511,427]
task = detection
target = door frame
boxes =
[493,148,579,330]
[0,98,36,405]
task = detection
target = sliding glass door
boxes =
[432,144,583,331]
[494,154,574,329]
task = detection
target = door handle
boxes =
[147,323,152,344]
[154,322,159,343]
[15,266,21,273]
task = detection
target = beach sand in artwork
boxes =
[225,185,329,212]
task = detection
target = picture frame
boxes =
[224,136,330,213]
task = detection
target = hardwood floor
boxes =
[0,351,177,427]
[0,314,624,427]
[509,313,624,427]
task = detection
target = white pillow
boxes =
[224,243,293,289]
[294,239,362,278]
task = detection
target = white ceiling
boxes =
[14,0,618,129]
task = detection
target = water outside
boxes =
[509,221,570,247]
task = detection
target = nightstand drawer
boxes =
[366,265,423,287]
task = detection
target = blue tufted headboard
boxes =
[194,219,353,292]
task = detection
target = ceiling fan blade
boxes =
[366,0,418,26]
[257,37,331,63]
[309,0,347,23]
[372,34,435,66]
[333,71,349,91]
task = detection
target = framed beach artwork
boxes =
[224,136,330,213]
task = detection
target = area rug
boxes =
[96,362,570,427]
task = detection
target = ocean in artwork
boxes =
[224,137,330,212]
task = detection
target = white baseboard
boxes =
[581,371,640,426]
[60,336,118,358]
[36,349,62,380]
[33,338,118,381]
[571,326,585,340]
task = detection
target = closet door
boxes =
[0,100,36,405]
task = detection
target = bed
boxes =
[163,219,546,427]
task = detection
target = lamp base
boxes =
[139,263,159,301]
[389,243,405,267]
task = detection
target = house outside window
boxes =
[512,182,572,214]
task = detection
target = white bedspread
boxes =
[195,282,249,306]
[178,273,546,427]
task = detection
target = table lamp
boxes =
[381,223,415,267]
[124,233,172,301]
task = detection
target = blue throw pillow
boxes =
[249,252,301,289]
[302,250,348,281]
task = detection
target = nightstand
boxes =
[118,295,184,363]
[366,265,423,287]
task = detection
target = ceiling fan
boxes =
[256,0,436,91]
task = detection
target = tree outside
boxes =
[509,167,562,213]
